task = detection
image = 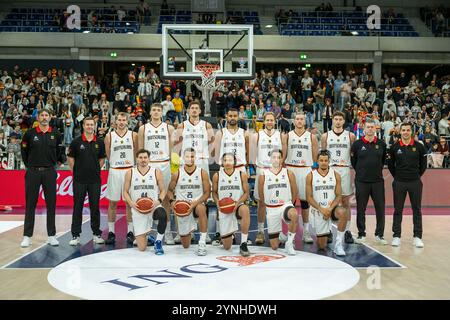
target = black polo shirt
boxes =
[387,139,427,182]
[351,136,387,183]
[21,126,64,168]
[68,134,106,184]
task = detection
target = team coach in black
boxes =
[67,117,106,246]
[351,118,387,245]
[20,108,65,248]
[388,122,426,248]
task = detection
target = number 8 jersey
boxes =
[263,168,291,207]
[175,166,204,202]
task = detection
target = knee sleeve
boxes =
[153,207,167,234]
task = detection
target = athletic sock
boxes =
[287,232,296,244]
[165,223,171,233]
[241,233,248,244]
[108,222,115,234]
[345,220,351,231]
[303,222,310,232]
[337,231,345,244]
[258,222,264,233]
[199,232,207,244]
[127,222,134,234]
[156,233,164,242]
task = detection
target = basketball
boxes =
[135,198,154,214]
[218,197,236,214]
[173,200,191,217]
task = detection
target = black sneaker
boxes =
[345,231,354,244]
[126,231,135,245]
[327,232,333,243]
[239,242,250,257]
[105,232,116,245]
[212,232,221,246]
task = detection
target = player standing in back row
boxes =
[104,112,138,245]
[214,108,250,245]
[138,103,175,245]
[174,100,215,243]
[321,111,355,244]
[282,112,318,244]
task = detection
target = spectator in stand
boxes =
[301,71,314,103]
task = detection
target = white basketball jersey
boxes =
[285,130,313,166]
[175,166,204,202]
[263,168,291,206]
[218,168,244,201]
[181,120,209,159]
[326,130,351,166]
[144,122,170,161]
[219,128,246,166]
[311,168,337,208]
[256,129,282,168]
[109,130,134,168]
[129,167,159,201]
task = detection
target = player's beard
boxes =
[228,119,237,126]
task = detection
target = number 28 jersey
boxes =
[109,130,135,168]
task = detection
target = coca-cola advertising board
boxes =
[0,170,124,207]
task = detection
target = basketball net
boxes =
[195,64,220,89]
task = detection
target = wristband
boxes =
[312,162,319,169]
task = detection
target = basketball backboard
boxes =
[160,24,255,80]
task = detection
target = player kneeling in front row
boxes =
[212,153,251,257]
[258,149,299,255]
[123,149,167,255]
[306,150,349,256]
[167,148,211,256]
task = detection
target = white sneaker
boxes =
[20,236,32,248]
[205,233,212,244]
[165,232,175,245]
[355,236,366,244]
[375,236,388,245]
[391,237,401,247]
[197,242,207,256]
[69,237,80,246]
[285,241,296,255]
[333,242,346,256]
[302,229,314,244]
[47,236,59,246]
[413,237,424,248]
[173,234,181,244]
[279,232,288,243]
[93,235,105,244]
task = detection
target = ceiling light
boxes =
[265,24,273,28]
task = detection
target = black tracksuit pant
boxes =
[24,167,57,237]
[355,180,385,237]
[392,179,423,239]
[71,181,102,237]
